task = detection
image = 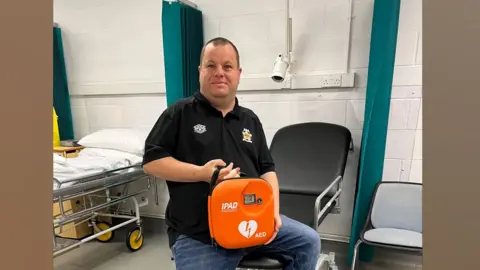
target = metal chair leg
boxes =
[315,252,338,270]
[351,240,362,270]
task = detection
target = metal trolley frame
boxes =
[52,164,158,258]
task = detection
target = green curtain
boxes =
[53,26,74,140]
[162,1,204,106]
[347,0,401,265]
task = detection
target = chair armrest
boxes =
[314,175,343,227]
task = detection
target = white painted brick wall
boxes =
[54,0,166,95]
[54,0,422,239]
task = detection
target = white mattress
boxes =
[53,148,143,190]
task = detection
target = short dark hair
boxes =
[199,37,240,67]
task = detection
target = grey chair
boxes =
[350,181,423,270]
[237,122,353,270]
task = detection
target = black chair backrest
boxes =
[270,122,352,197]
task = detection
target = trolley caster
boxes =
[126,226,144,252]
[93,221,115,242]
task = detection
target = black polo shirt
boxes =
[142,91,275,247]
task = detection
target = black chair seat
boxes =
[238,254,284,269]
[279,193,337,228]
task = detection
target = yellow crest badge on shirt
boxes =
[242,128,253,143]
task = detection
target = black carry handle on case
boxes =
[209,165,248,195]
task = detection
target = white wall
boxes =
[53,0,422,240]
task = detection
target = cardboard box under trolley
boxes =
[53,197,92,239]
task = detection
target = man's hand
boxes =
[264,213,282,245]
[143,157,239,183]
[221,165,241,179]
[200,160,240,182]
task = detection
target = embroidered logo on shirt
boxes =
[242,128,253,143]
[193,124,206,134]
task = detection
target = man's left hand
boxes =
[264,213,282,245]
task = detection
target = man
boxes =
[142,37,321,270]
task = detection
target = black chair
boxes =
[237,122,353,270]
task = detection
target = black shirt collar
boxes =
[193,91,241,119]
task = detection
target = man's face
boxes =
[198,43,242,98]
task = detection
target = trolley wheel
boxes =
[126,227,144,252]
[94,221,115,242]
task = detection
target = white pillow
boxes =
[78,128,148,155]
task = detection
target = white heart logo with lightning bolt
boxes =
[238,220,258,239]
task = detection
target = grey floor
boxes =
[53,219,422,270]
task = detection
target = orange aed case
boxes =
[207,168,275,249]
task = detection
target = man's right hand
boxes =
[200,159,240,183]
[144,157,239,183]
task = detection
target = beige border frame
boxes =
[1,0,480,269]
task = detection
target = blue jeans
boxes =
[171,215,321,270]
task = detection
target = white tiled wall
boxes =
[69,94,168,139]
[54,0,166,95]
[54,0,422,239]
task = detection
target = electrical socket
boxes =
[320,74,342,88]
[319,73,355,88]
